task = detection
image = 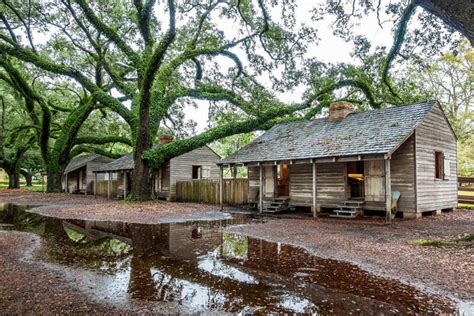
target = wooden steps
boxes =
[329,200,364,219]
[263,196,289,213]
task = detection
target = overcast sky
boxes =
[184,1,402,133]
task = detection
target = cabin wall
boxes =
[390,134,416,214]
[155,161,171,198]
[316,162,347,205]
[248,166,260,203]
[169,146,220,200]
[289,163,313,206]
[85,158,112,194]
[415,104,457,212]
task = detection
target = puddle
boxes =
[0,203,470,314]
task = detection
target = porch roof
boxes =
[218,101,436,165]
[92,153,134,173]
[64,154,106,174]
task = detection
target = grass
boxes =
[411,232,474,248]
[412,239,447,247]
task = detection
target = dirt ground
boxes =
[0,189,228,224]
[0,231,118,314]
[227,210,474,301]
[1,189,473,311]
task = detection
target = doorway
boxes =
[277,164,289,197]
[347,161,364,199]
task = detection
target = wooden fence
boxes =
[175,179,248,205]
[95,180,118,196]
[458,176,474,205]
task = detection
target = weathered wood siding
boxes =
[390,134,416,213]
[248,166,260,203]
[415,104,457,211]
[263,166,276,198]
[316,162,347,204]
[169,146,220,200]
[175,179,248,205]
[364,160,385,203]
[155,162,171,197]
[289,163,313,205]
[288,162,347,206]
[85,156,114,193]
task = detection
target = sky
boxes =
[27,0,421,134]
[183,0,401,133]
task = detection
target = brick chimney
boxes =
[159,134,174,144]
[328,101,354,122]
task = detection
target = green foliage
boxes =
[0,0,470,199]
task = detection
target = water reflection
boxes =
[0,203,462,314]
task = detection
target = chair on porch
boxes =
[391,191,401,220]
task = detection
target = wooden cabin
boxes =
[63,154,114,194]
[93,135,221,200]
[218,101,458,219]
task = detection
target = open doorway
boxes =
[277,164,289,197]
[347,161,364,199]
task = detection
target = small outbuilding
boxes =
[93,135,221,200]
[218,101,458,219]
[63,154,114,194]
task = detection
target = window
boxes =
[202,166,211,179]
[192,165,202,179]
[435,151,444,179]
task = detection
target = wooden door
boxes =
[278,164,289,196]
[364,160,385,202]
[264,166,276,198]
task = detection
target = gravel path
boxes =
[226,210,474,301]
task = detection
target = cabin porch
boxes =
[220,154,394,220]
[64,166,88,194]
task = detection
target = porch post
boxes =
[312,160,317,217]
[123,171,127,200]
[107,172,111,200]
[65,173,68,193]
[259,164,263,213]
[94,173,97,198]
[385,158,392,223]
[219,165,224,210]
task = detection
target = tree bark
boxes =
[7,170,20,189]
[131,148,153,200]
[25,174,33,187]
[46,163,66,193]
[418,0,474,45]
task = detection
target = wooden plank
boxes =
[385,159,391,223]
[312,161,317,217]
[415,103,457,212]
[259,165,263,213]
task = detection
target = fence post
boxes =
[219,166,224,210]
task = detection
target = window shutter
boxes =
[202,166,211,179]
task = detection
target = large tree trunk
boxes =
[7,170,20,189]
[25,174,33,187]
[46,163,66,193]
[131,151,153,200]
[418,0,474,45]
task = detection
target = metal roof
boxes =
[64,154,112,174]
[219,101,437,165]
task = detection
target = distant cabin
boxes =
[63,154,114,194]
[93,135,221,200]
[218,101,457,219]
